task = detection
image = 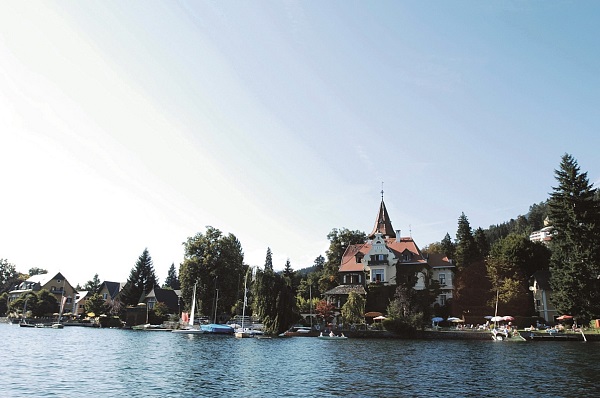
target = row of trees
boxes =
[424,154,600,325]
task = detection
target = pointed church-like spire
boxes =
[368,189,396,239]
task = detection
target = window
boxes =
[102,293,108,300]
[66,297,72,304]
[372,269,384,282]
[439,273,446,285]
[148,299,156,309]
[439,294,447,306]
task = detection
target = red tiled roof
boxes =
[339,243,369,272]
[339,237,427,272]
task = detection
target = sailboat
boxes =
[172,282,205,334]
[19,295,35,328]
[235,267,262,338]
[52,282,66,328]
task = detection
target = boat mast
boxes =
[309,285,313,328]
[189,282,197,328]
[241,268,250,331]
[494,287,499,329]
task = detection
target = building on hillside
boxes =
[324,196,454,316]
[427,253,455,307]
[530,270,556,324]
[529,217,553,244]
[8,272,76,313]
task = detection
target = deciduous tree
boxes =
[341,292,366,325]
[179,227,245,319]
[85,292,106,316]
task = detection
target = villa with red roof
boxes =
[325,196,454,311]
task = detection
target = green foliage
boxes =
[252,267,298,334]
[283,258,294,279]
[441,233,456,259]
[454,213,481,269]
[385,283,429,334]
[486,233,550,316]
[453,213,491,316]
[83,274,101,295]
[28,267,47,277]
[164,263,180,290]
[313,255,325,272]
[548,154,600,323]
[382,313,423,336]
[120,248,159,307]
[422,241,444,255]
[341,292,366,325]
[0,292,8,315]
[10,290,58,317]
[296,296,319,313]
[0,258,19,293]
[264,247,273,272]
[151,302,170,323]
[296,271,321,300]
[473,228,490,258]
[179,227,246,318]
[319,228,366,292]
[85,292,106,315]
[35,289,59,316]
[453,259,492,316]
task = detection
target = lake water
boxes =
[2,323,599,397]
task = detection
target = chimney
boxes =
[396,230,401,242]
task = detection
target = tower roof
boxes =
[368,199,396,239]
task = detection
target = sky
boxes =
[1,1,599,286]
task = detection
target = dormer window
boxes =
[402,250,412,261]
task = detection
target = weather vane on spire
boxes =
[381,181,384,200]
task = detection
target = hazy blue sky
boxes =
[1,1,599,285]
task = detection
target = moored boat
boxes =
[318,332,348,340]
[491,327,525,341]
[172,282,205,334]
[279,326,319,337]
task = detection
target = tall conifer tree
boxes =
[120,248,158,306]
[548,154,600,322]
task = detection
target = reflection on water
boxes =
[2,324,599,397]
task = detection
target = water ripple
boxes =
[2,325,600,397]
